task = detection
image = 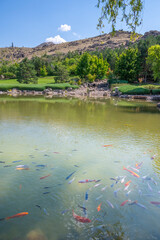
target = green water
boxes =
[0,96,160,240]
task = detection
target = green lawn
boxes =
[112,84,160,95]
[0,76,55,84]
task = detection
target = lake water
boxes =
[0,96,160,240]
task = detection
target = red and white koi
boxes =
[123,167,140,178]
[120,200,129,206]
[72,210,91,223]
[125,180,131,187]
[78,179,96,183]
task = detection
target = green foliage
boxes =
[0,83,79,91]
[115,84,152,95]
[147,45,160,81]
[40,65,48,77]
[54,63,69,83]
[3,72,16,79]
[76,52,109,80]
[115,48,139,82]
[97,0,144,33]
[17,58,38,84]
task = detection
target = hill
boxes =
[0,30,160,62]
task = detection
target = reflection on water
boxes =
[0,96,159,240]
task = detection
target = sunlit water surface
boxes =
[0,96,160,240]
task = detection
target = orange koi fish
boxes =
[72,210,91,223]
[103,145,113,147]
[97,203,102,212]
[135,162,143,169]
[123,167,140,178]
[125,180,131,187]
[0,212,28,221]
[40,174,50,180]
[120,200,129,206]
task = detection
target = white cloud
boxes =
[45,35,66,44]
[58,24,71,32]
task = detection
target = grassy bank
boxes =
[112,84,160,95]
[0,77,55,85]
[0,83,79,91]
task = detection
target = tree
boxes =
[115,48,139,82]
[40,65,48,77]
[54,63,69,83]
[97,0,144,33]
[76,52,92,78]
[147,45,160,81]
[17,58,38,84]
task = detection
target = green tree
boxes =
[97,0,144,32]
[17,58,38,84]
[115,48,139,82]
[40,65,48,77]
[54,63,69,83]
[76,52,91,78]
[147,45,160,81]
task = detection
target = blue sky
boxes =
[0,0,160,48]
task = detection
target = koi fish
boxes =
[0,212,28,221]
[101,185,107,191]
[120,200,128,206]
[0,161,5,163]
[4,165,12,167]
[40,174,50,180]
[78,205,87,211]
[78,179,96,183]
[65,171,76,180]
[43,208,49,215]
[72,210,91,223]
[19,184,22,190]
[135,162,143,169]
[97,203,102,212]
[126,190,132,196]
[142,176,151,180]
[36,164,46,167]
[135,202,147,209]
[106,200,114,208]
[130,167,139,173]
[114,188,121,197]
[124,184,130,191]
[53,152,60,154]
[103,144,113,147]
[123,167,140,178]
[121,176,126,183]
[68,177,75,184]
[43,192,50,194]
[125,180,131,187]
[96,195,103,201]
[12,160,22,163]
[16,165,29,170]
[35,205,41,209]
[150,201,160,205]
[151,178,157,185]
[85,190,89,201]
[94,183,101,188]
[61,209,69,215]
[128,201,137,205]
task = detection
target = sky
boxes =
[1,0,160,48]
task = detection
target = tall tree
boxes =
[97,0,144,32]
[17,58,38,84]
[115,48,139,82]
[147,45,160,81]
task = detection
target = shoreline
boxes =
[0,82,160,108]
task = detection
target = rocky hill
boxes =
[0,30,160,62]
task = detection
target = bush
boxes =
[108,79,128,84]
[3,72,16,79]
[152,89,160,94]
[0,83,79,91]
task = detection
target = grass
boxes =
[0,76,55,84]
[0,83,79,91]
[112,84,160,95]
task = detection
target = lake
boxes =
[0,96,160,240]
